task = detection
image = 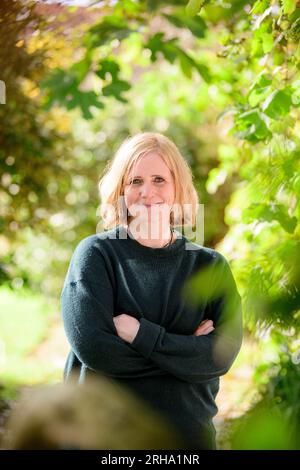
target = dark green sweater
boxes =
[61,225,243,449]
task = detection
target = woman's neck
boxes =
[127,223,176,249]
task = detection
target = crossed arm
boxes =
[117,291,242,383]
[113,313,214,343]
[61,241,242,384]
[61,278,214,381]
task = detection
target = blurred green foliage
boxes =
[0,287,58,385]
[229,347,300,449]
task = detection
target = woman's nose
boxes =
[139,182,155,198]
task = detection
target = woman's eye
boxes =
[130,177,165,185]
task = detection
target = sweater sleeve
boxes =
[61,236,167,380]
[130,253,243,384]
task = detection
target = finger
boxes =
[198,326,214,335]
[195,321,213,333]
[198,319,213,328]
[194,330,214,337]
[194,326,215,336]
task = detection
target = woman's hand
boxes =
[113,313,141,344]
[193,319,215,336]
[113,313,213,342]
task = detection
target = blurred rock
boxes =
[2,375,189,450]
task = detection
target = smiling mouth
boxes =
[143,203,162,206]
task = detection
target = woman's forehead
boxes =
[128,153,171,176]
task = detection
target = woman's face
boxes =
[123,152,175,224]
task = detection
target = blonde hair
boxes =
[98,132,199,230]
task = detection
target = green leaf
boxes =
[286,17,300,42]
[40,69,104,119]
[242,203,298,233]
[251,24,274,57]
[178,53,193,79]
[114,0,144,15]
[144,33,211,82]
[234,109,271,142]
[145,32,178,63]
[290,80,300,105]
[281,0,297,15]
[102,79,131,103]
[41,69,79,110]
[273,50,285,66]
[96,59,120,80]
[194,62,211,82]
[70,57,92,82]
[248,86,271,107]
[251,0,270,15]
[163,41,180,63]
[162,11,207,38]
[251,33,264,57]
[186,0,206,18]
[261,32,274,53]
[86,15,134,48]
[261,89,292,119]
[250,72,273,90]
[206,167,227,194]
[176,49,211,82]
[65,90,104,120]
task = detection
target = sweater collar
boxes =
[117,225,187,257]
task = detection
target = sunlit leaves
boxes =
[185,0,206,17]
[145,32,178,63]
[144,32,211,81]
[251,24,274,57]
[242,203,298,233]
[251,0,271,15]
[162,10,207,38]
[102,80,131,103]
[247,73,273,107]
[41,69,104,119]
[231,398,299,449]
[281,0,297,15]
[206,167,227,194]
[85,15,136,48]
[230,341,300,450]
[96,58,121,81]
[285,17,300,42]
[215,0,300,379]
[233,109,271,142]
[181,254,236,307]
[113,0,144,16]
[248,86,271,107]
[70,58,92,83]
[261,89,293,119]
[176,49,211,81]
[41,55,133,116]
[96,58,131,102]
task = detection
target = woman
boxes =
[61,132,243,450]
